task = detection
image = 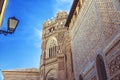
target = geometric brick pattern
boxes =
[66,0,120,80]
[108,55,120,78]
[91,76,97,80]
[111,73,120,80]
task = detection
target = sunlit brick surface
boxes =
[71,0,120,80]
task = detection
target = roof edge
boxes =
[65,0,79,27]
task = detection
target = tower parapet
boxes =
[42,11,68,37]
[56,11,67,20]
[43,11,67,28]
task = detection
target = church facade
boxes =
[2,0,120,80]
[39,11,74,80]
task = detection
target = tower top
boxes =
[43,11,68,28]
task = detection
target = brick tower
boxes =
[40,11,69,80]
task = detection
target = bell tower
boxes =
[40,11,68,80]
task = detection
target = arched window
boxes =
[96,55,107,80]
[79,75,83,80]
[48,46,57,58]
[46,37,58,58]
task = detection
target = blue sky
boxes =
[0,0,73,80]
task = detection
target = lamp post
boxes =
[0,17,19,35]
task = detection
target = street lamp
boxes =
[0,17,19,35]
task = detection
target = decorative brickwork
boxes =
[91,76,97,80]
[108,55,120,77]
[65,0,120,80]
[96,1,120,46]
[111,73,120,80]
[58,60,64,70]
[58,32,65,43]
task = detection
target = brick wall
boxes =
[71,0,120,80]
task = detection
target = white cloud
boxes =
[53,0,73,14]
[58,0,73,3]
[34,28,42,39]
[33,28,42,48]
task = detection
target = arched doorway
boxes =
[45,69,57,80]
[96,55,107,80]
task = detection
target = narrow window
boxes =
[50,48,52,57]
[96,55,107,80]
[51,47,53,57]
[49,48,51,58]
[49,48,50,57]
[53,46,55,56]
[53,27,55,31]
[49,28,52,32]
[54,46,56,56]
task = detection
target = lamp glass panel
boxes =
[9,18,18,29]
